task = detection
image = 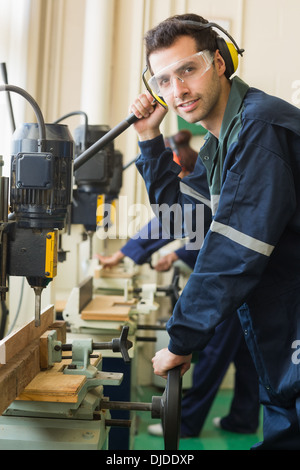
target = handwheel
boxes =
[162,365,182,450]
[152,365,182,450]
[100,363,182,450]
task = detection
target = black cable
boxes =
[53,110,89,151]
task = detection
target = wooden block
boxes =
[49,321,67,343]
[54,299,67,313]
[0,305,54,365]
[16,371,86,403]
[39,331,50,370]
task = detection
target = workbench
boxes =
[0,307,128,450]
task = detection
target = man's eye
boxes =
[158,78,170,88]
[182,66,196,75]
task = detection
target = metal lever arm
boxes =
[73,113,138,171]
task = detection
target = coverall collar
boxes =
[219,76,249,142]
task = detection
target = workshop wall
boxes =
[24,0,300,228]
[2,0,300,215]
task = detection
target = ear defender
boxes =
[216,37,239,78]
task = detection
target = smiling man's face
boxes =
[149,35,223,127]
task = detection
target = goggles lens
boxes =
[148,50,214,98]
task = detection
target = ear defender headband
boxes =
[180,20,244,79]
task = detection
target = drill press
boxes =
[0,84,74,327]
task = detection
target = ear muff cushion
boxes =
[216,37,238,78]
[226,42,239,74]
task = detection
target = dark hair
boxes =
[144,14,218,70]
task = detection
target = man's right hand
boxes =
[130,91,168,141]
[95,250,125,268]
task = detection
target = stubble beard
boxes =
[175,71,222,126]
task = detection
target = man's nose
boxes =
[172,75,188,97]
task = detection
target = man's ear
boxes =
[214,50,227,77]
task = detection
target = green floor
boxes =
[133,386,263,450]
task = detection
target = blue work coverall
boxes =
[136,76,300,449]
[122,216,260,435]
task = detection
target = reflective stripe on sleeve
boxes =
[180,181,211,208]
[210,220,275,256]
[210,194,220,216]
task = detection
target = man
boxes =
[130,13,300,449]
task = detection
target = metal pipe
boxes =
[105,419,132,428]
[101,400,153,412]
[137,324,166,330]
[0,177,9,300]
[0,63,16,132]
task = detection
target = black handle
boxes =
[92,325,133,364]
[111,325,133,363]
[73,112,138,171]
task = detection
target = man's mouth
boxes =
[177,98,199,111]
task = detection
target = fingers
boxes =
[154,253,178,272]
[151,348,192,378]
[95,251,124,268]
[130,93,156,119]
[154,258,171,272]
[180,361,191,376]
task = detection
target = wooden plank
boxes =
[80,295,132,321]
[0,305,55,365]
[82,295,135,310]
[0,338,40,415]
[81,311,130,321]
[94,266,135,279]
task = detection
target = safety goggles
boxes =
[142,50,214,108]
